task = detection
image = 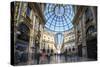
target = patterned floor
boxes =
[32,55,95,64]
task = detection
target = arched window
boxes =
[26,7,31,17]
[86,26,96,36]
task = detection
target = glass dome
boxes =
[44,4,74,32]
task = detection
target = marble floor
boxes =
[16,54,96,65]
[32,55,95,64]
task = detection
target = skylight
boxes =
[44,4,74,32]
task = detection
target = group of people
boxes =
[15,48,77,64]
[35,49,52,64]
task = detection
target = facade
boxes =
[12,2,46,65]
[11,1,97,66]
[73,6,97,59]
[40,29,56,54]
[62,28,76,55]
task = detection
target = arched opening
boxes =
[55,33,63,46]
[55,33,64,54]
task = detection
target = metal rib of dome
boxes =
[44,4,74,32]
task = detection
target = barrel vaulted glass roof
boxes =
[44,4,74,32]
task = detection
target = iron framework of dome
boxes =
[44,4,74,32]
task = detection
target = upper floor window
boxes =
[85,8,93,23]
[26,7,31,17]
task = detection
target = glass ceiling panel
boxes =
[44,3,74,32]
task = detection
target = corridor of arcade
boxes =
[11,1,97,65]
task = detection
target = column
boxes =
[81,13,87,58]
[74,24,78,56]
[21,2,27,17]
[39,24,43,50]
[28,13,36,64]
[16,2,22,22]
[14,2,20,21]
[28,29,34,64]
